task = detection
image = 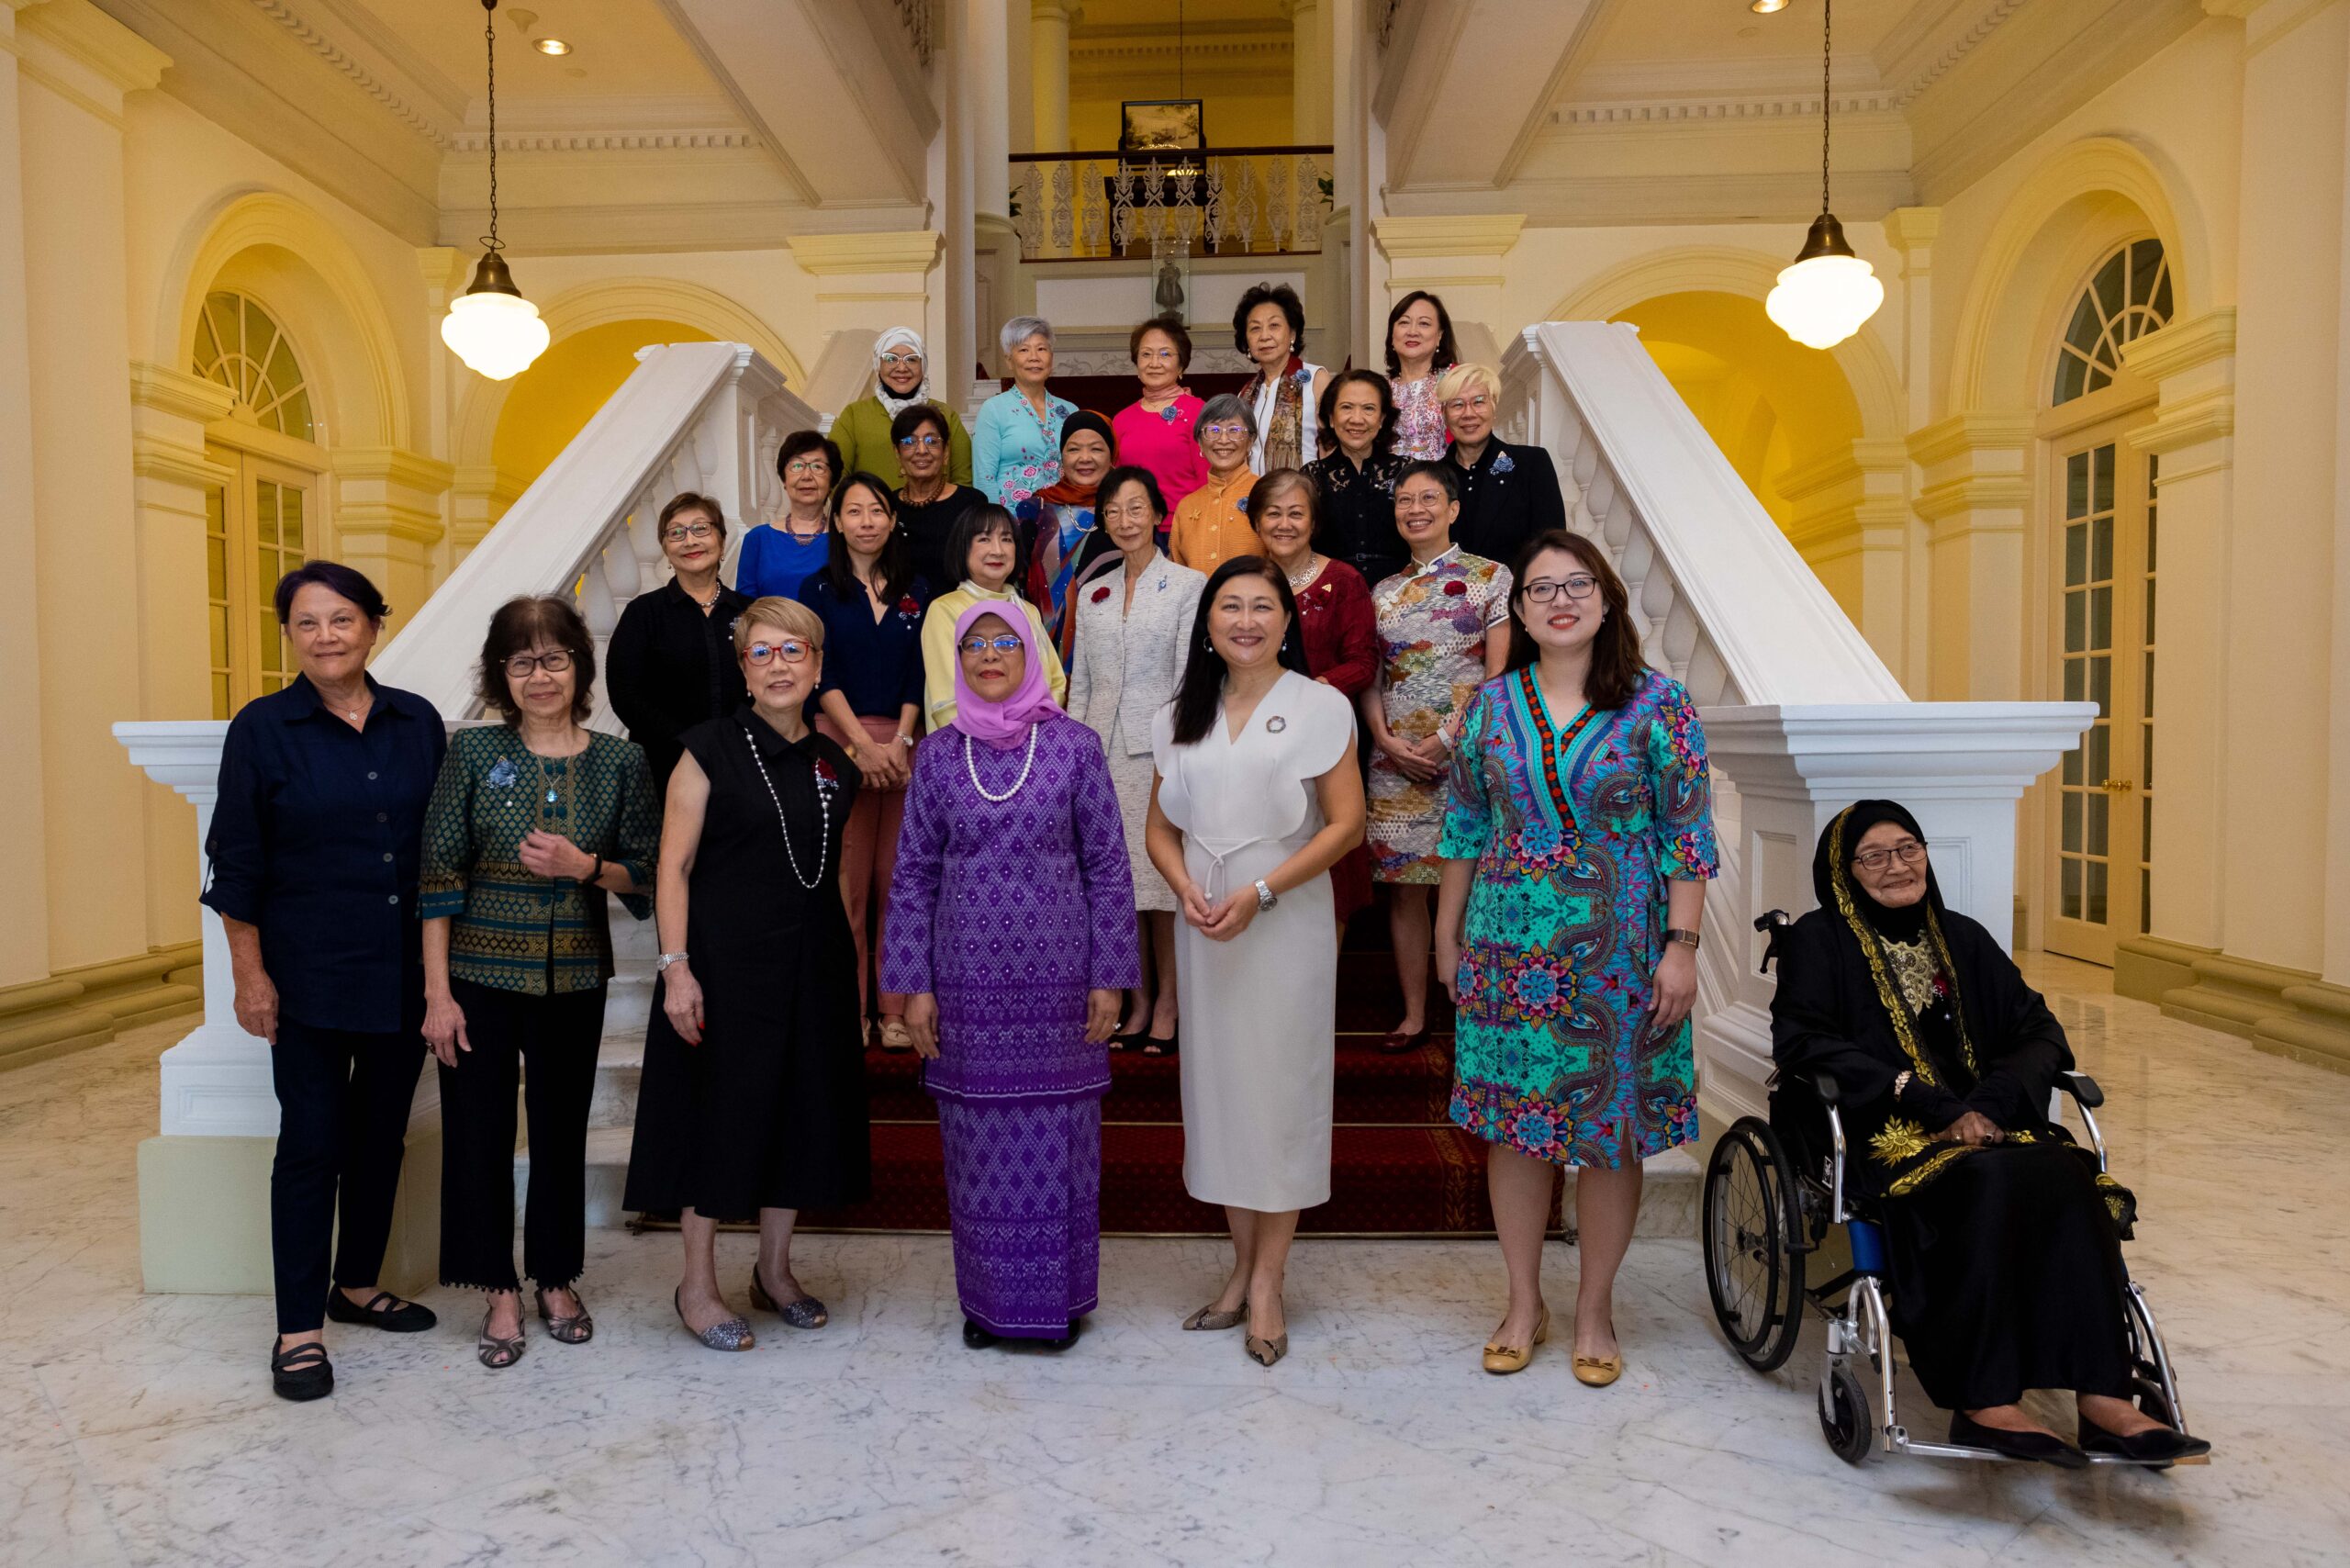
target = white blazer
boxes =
[1067,552,1207,756]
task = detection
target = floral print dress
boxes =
[1438,666,1719,1169]
[1363,546,1512,883]
[1390,375,1448,462]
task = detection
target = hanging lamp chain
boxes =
[482,0,502,255]
[1819,0,1832,218]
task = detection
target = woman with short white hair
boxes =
[973,316,1078,510]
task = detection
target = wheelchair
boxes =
[1697,911,2199,1468]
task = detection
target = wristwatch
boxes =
[655,951,690,973]
[1664,927,1702,950]
[1254,879,1278,913]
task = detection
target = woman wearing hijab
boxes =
[1019,409,1120,666]
[883,603,1140,1350]
[1769,801,2210,1467]
[830,328,973,491]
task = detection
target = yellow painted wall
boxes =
[491,319,715,488]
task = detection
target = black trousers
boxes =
[270,1018,426,1335]
[437,978,606,1293]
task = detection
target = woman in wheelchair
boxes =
[1768,801,2208,1467]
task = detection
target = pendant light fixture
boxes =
[440,0,550,380]
[1764,0,1884,350]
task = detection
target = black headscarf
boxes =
[1814,798,1938,942]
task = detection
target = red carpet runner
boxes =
[796,947,1534,1236]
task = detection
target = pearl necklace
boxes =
[743,723,831,890]
[964,724,1038,803]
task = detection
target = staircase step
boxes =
[533,1124,1699,1238]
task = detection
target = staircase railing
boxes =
[118,342,815,1140]
[1505,323,2095,1124]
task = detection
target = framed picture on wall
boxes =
[1121,99,1204,152]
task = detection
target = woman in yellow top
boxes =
[1166,394,1260,574]
[920,503,1068,729]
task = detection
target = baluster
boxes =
[1684,639,1735,707]
[1050,159,1076,253]
[1081,162,1109,254]
[606,521,643,599]
[1265,159,1290,252]
[579,555,619,639]
[1016,164,1046,253]
[1205,160,1228,252]
[1142,161,1165,251]
[1659,588,1700,673]
[1294,155,1317,249]
[1232,166,1259,253]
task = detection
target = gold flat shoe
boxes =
[1482,1305,1550,1375]
[1182,1299,1247,1331]
[1572,1351,1622,1387]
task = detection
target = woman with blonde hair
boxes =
[1438,363,1565,567]
[623,596,872,1350]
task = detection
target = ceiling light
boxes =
[442,0,550,381]
[1751,1,1790,13]
[1765,0,1883,349]
[534,37,570,55]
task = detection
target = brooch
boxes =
[1266,715,1288,734]
[1091,584,1113,604]
[486,757,520,789]
[1160,404,1181,423]
[897,596,921,614]
[1442,579,1468,597]
[1492,451,1516,476]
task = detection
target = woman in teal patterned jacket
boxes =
[1433,532,1718,1384]
[420,595,660,1370]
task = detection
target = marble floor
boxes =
[4,955,2346,1568]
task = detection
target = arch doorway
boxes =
[2039,239,2173,965]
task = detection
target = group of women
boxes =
[201,286,2206,1471]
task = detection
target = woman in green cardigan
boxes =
[832,328,973,490]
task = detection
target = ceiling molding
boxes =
[22,0,170,93]
[443,129,764,154]
[244,0,452,148]
[1886,0,2030,106]
[1551,94,1904,127]
[1385,169,1915,230]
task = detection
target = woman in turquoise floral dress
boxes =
[1435,531,1717,1383]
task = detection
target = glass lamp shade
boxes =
[440,288,550,381]
[1766,253,1885,351]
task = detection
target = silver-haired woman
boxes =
[973,316,1079,510]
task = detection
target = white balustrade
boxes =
[1505,323,2095,1124]
[117,342,815,1139]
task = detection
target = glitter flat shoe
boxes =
[751,1264,828,1328]
[674,1288,754,1352]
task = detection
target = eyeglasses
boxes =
[1852,840,1928,873]
[1522,575,1598,604]
[1201,422,1249,440]
[1442,395,1493,414]
[503,650,574,677]
[896,432,944,450]
[784,459,829,476]
[662,521,718,543]
[745,640,812,666]
[1101,502,1158,522]
[878,353,922,368]
[958,635,1024,655]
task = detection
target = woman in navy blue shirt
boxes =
[202,562,448,1403]
[798,472,929,1048]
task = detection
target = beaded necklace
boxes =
[743,722,831,890]
[964,723,1038,803]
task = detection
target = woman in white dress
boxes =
[1147,555,1366,1367]
[1068,466,1206,1055]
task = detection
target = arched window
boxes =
[193,290,315,441]
[2051,240,2172,405]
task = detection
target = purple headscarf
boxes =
[950,599,1061,749]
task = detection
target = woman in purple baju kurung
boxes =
[883,602,1139,1348]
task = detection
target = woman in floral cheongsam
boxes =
[1435,531,1718,1384]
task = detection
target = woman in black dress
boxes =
[1770,800,2209,1466]
[1437,363,1565,567]
[622,595,872,1350]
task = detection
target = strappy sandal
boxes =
[534,1285,594,1345]
[1139,1027,1179,1057]
[270,1338,333,1402]
[476,1302,526,1370]
[751,1264,828,1328]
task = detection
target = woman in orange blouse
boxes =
[1166,394,1260,574]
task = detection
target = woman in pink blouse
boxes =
[1112,317,1207,531]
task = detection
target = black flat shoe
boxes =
[1037,1316,1083,1352]
[962,1317,1001,1349]
[1950,1410,2089,1469]
[270,1339,333,1402]
[324,1289,437,1333]
[2078,1417,2211,1463]
[1378,1027,1430,1055]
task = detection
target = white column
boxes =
[968,0,1011,220]
[1884,207,1940,688]
[1283,0,1328,143]
[1030,0,1078,155]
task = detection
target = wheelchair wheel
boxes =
[1703,1117,1805,1372]
[1818,1364,1874,1466]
